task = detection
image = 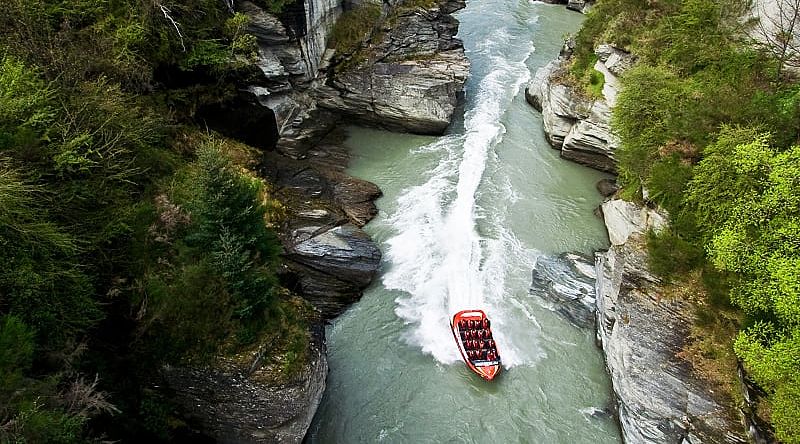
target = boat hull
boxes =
[451,309,501,381]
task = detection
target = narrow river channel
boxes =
[308,2,622,442]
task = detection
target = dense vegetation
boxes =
[571,0,800,440]
[0,0,309,441]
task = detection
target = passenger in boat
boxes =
[483,318,490,329]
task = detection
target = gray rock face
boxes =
[530,252,598,328]
[239,0,341,139]
[601,199,666,246]
[261,145,383,318]
[284,224,382,317]
[287,224,381,287]
[595,199,746,444]
[317,3,469,134]
[161,329,328,444]
[531,199,747,443]
[595,44,636,76]
[526,45,629,173]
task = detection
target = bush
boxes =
[647,229,704,280]
[329,3,382,56]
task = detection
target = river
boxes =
[308,1,621,442]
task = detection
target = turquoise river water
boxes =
[308,1,621,442]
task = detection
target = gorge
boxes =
[0,0,780,441]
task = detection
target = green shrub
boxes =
[647,229,704,280]
[329,3,382,56]
[187,139,281,319]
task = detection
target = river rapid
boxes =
[308,2,621,442]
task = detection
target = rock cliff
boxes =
[595,200,746,444]
[525,43,633,173]
[316,0,469,134]
[531,200,748,443]
[161,326,328,443]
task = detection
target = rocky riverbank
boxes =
[595,200,746,444]
[316,0,470,134]
[526,30,752,442]
[160,0,469,441]
[531,200,748,443]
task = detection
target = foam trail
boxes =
[384,27,535,366]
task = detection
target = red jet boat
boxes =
[451,309,501,381]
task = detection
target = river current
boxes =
[308,2,621,442]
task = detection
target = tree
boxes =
[750,0,800,77]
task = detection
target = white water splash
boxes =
[383,28,538,367]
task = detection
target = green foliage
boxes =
[646,229,704,281]
[2,401,86,444]
[0,316,35,397]
[613,65,693,190]
[187,139,281,319]
[0,0,305,441]
[330,3,382,56]
[581,0,800,438]
[134,136,284,364]
[688,130,800,440]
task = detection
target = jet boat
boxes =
[451,309,501,381]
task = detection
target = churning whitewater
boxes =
[384,27,535,367]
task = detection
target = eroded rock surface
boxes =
[162,328,328,444]
[317,1,469,134]
[530,252,598,328]
[261,143,382,318]
[525,43,633,173]
[596,200,745,444]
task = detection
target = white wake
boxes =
[383,27,539,367]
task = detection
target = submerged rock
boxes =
[530,252,598,328]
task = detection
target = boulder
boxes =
[332,176,382,227]
[600,199,666,246]
[287,224,381,286]
[161,327,328,444]
[596,178,619,197]
[529,253,598,328]
[566,0,594,13]
[284,224,382,317]
[595,44,636,77]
